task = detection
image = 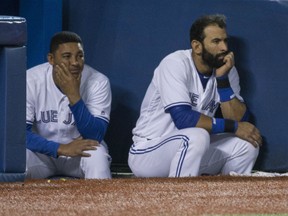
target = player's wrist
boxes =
[67,94,81,106]
[57,143,67,156]
[216,76,235,102]
[211,118,238,134]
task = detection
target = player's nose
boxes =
[219,41,228,51]
[70,56,79,65]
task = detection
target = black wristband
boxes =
[224,119,236,132]
[211,118,238,134]
[216,77,231,88]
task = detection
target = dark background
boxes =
[1,0,288,172]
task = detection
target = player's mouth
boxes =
[217,51,230,59]
[70,68,81,74]
[70,69,81,78]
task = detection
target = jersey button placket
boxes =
[58,96,68,137]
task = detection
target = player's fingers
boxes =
[256,136,263,147]
[83,146,97,151]
[252,128,262,146]
[76,73,82,82]
[253,141,260,148]
[222,54,233,68]
[55,65,65,80]
[81,152,91,157]
[251,135,262,148]
[85,139,100,146]
[226,52,234,64]
[249,139,259,148]
[59,63,71,77]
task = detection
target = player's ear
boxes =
[47,53,54,65]
[191,40,202,55]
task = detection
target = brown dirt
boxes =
[0,176,288,216]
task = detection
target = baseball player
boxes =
[128,14,262,177]
[26,31,112,179]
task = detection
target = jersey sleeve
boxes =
[154,57,192,111]
[84,77,112,123]
[228,67,244,102]
[26,74,35,125]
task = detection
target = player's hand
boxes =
[235,122,262,148]
[215,51,234,77]
[57,139,99,157]
[54,63,81,104]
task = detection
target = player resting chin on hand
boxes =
[128,14,262,178]
[26,31,112,179]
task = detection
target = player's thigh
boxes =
[210,133,258,157]
[53,145,112,179]
[128,139,181,177]
[129,128,207,177]
[26,149,56,179]
[55,156,83,178]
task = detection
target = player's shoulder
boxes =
[82,64,108,80]
[156,49,193,74]
[27,62,51,81]
[163,49,192,62]
[158,49,192,69]
[81,64,110,84]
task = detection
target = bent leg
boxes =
[26,149,56,179]
[199,134,259,175]
[80,144,112,179]
[128,128,210,177]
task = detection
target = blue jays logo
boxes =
[190,93,219,114]
[36,110,75,125]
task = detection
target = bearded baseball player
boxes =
[128,14,262,177]
[26,31,112,179]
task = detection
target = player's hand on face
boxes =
[235,122,262,148]
[54,63,81,93]
[54,63,81,104]
[57,139,99,157]
[215,52,235,77]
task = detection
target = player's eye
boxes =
[77,54,84,61]
[212,39,221,44]
[62,55,70,59]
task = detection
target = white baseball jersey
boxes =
[26,62,112,145]
[132,49,243,142]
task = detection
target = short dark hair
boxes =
[189,14,227,43]
[49,31,83,53]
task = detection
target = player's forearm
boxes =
[26,124,59,158]
[216,74,246,121]
[196,114,238,134]
[195,114,213,132]
[169,105,238,134]
[220,98,247,121]
[69,99,108,142]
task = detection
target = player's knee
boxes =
[185,128,210,153]
[246,141,259,161]
[237,138,259,162]
[82,146,112,179]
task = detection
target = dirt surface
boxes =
[0,176,288,215]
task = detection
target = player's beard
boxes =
[201,46,229,69]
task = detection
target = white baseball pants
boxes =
[128,128,259,177]
[26,144,112,179]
